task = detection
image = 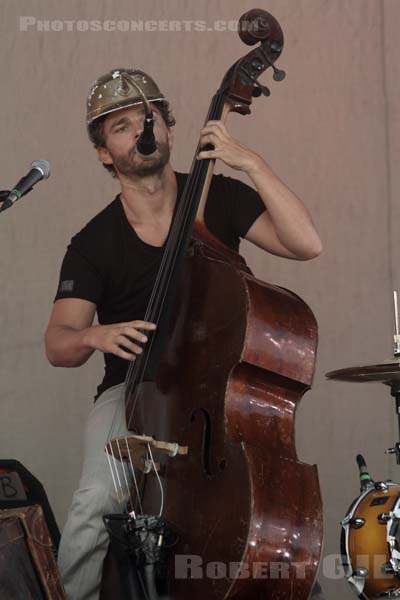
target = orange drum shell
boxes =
[345,484,400,597]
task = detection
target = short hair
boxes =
[87,101,176,178]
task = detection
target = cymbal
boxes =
[326,359,400,384]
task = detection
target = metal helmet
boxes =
[86,68,169,126]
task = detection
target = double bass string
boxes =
[107,441,127,511]
[106,126,202,511]
[122,91,225,497]
[122,170,199,422]
[125,435,144,515]
[123,92,220,401]
[116,438,135,510]
[105,437,143,515]
[124,90,224,427]
[112,174,200,513]
[147,444,164,517]
[117,91,225,517]
[106,448,125,510]
[112,175,202,515]
[123,157,205,437]
[116,164,208,515]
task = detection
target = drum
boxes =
[341,482,400,598]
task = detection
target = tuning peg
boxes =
[250,55,285,85]
[252,82,270,97]
[270,41,283,53]
[272,66,286,82]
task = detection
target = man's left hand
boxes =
[197,120,263,175]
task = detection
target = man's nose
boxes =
[135,126,143,141]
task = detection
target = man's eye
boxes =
[116,125,128,132]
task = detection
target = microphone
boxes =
[2,160,51,210]
[356,454,373,492]
[136,112,157,159]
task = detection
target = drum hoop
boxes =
[387,494,400,578]
[341,482,400,596]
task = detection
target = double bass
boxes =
[103,9,323,599]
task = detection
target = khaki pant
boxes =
[57,383,129,600]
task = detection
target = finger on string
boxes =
[124,320,157,330]
[122,327,148,343]
[118,337,143,354]
[201,126,223,139]
[197,151,218,160]
[116,346,138,361]
[204,120,225,130]
[200,134,219,146]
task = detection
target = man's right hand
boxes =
[45,298,157,368]
[84,320,157,361]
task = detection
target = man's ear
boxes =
[167,127,173,150]
[97,145,113,166]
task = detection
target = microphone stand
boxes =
[119,72,157,159]
[0,189,34,214]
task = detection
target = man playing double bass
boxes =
[44,68,323,600]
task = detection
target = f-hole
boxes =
[190,408,226,477]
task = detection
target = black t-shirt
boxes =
[54,171,265,398]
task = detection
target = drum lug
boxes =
[346,567,368,597]
[378,512,392,524]
[348,517,366,529]
[383,561,396,575]
[341,515,366,529]
[375,481,389,491]
[353,567,369,578]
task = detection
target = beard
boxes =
[110,135,171,179]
